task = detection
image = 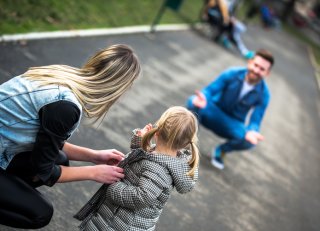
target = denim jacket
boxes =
[202,67,270,132]
[0,76,82,170]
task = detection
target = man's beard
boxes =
[247,71,261,83]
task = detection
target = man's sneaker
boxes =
[211,146,225,170]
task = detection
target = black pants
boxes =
[214,22,237,46]
[0,151,69,229]
[207,14,237,46]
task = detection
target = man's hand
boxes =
[245,131,264,145]
[192,90,207,108]
[93,149,125,165]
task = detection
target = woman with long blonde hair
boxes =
[0,44,141,229]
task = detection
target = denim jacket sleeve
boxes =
[202,67,239,100]
[246,85,270,132]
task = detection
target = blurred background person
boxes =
[202,0,255,59]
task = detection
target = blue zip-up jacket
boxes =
[202,67,270,132]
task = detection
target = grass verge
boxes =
[1,0,319,65]
[0,0,203,34]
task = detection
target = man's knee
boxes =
[201,110,246,140]
[222,138,255,153]
[242,140,255,151]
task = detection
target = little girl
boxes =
[74,106,200,231]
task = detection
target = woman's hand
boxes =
[92,165,124,184]
[58,165,124,184]
[93,149,125,165]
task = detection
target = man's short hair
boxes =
[255,49,274,68]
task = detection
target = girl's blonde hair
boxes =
[142,106,200,178]
[23,44,141,122]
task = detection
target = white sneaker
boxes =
[211,157,224,170]
[210,146,225,170]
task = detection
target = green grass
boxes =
[0,0,203,34]
[1,0,319,65]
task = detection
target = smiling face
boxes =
[246,55,272,84]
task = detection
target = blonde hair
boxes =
[23,44,141,122]
[142,106,200,178]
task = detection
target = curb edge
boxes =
[307,45,320,89]
[0,24,190,43]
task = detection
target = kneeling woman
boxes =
[0,44,141,229]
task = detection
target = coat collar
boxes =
[236,69,265,93]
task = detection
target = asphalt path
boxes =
[1,25,320,231]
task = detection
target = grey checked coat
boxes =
[74,129,198,231]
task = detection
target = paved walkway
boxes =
[0,25,320,231]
